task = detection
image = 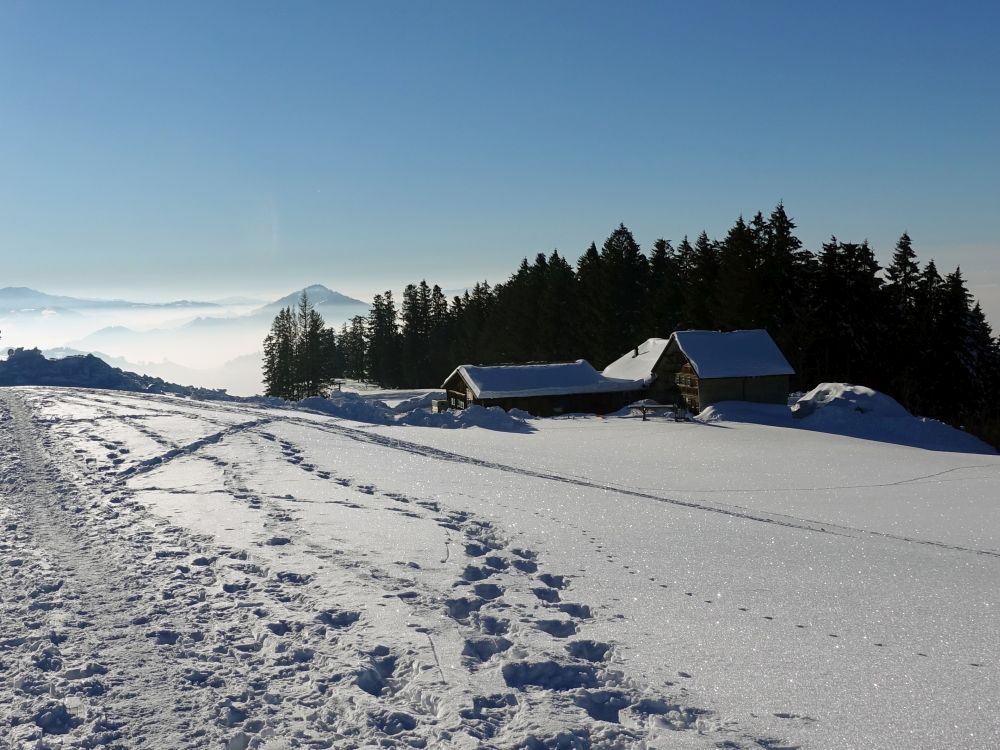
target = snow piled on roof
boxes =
[602,338,669,384]
[673,330,794,378]
[697,383,995,454]
[448,360,641,399]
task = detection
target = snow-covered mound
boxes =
[391,390,445,412]
[298,393,394,424]
[398,403,533,431]
[792,382,911,419]
[698,382,995,454]
[0,347,232,400]
[297,392,532,432]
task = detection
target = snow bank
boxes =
[398,404,532,432]
[792,383,910,420]
[698,383,996,454]
[392,390,445,413]
[297,393,531,432]
[297,393,394,424]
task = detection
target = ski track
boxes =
[1,387,808,749]
[285,412,1000,560]
[71,387,998,558]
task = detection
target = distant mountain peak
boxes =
[255,285,368,314]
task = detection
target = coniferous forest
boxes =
[262,205,1000,447]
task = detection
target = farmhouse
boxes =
[603,329,794,412]
[441,359,642,417]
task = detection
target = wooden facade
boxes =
[648,336,792,412]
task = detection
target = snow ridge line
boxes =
[305,420,1000,560]
[116,418,272,478]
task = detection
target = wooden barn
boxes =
[603,330,794,413]
[441,359,642,417]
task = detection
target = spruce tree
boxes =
[683,232,719,330]
[644,239,683,338]
[596,224,648,365]
[296,291,328,398]
[575,243,604,364]
[883,233,922,405]
[538,250,581,361]
[340,316,368,380]
[714,215,762,330]
[262,307,297,399]
[366,291,401,387]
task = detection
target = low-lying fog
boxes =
[1,288,368,397]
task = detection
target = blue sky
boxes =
[1,1,998,312]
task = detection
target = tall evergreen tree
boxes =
[883,233,922,404]
[644,239,683,338]
[575,242,604,364]
[296,291,328,398]
[401,281,433,385]
[714,215,763,330]
[340,316,368,380]
[682,231,719,329]
[762,204,815,387]
[538,250,581,361]
[594,224,648,365]
[366,291,401,387]
[427,284,452,383]
[813,238,884,386]
[262,307,297,399]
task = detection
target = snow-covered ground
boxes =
[1,386,997,749]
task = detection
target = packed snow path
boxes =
[1,387,998,749]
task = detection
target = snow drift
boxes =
[698,382,995,454]
[297,392,533,432]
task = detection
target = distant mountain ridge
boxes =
[0,286,220,312]
[0,284,368,317]
[0,347,237,400]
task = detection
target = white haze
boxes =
[0,297,365,397]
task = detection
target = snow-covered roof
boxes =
[671,329,794,379]
[444,360,641,399]
[602,338,669,384]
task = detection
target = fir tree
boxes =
[683,231,719,330]
[644,239,683,338]
[340,316,368,380]
[296,291,328,398]
[262,307,297,399]
[575,243,604,364]
[366,291,401,387]
[595,224,648,365]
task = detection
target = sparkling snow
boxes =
[1,386,996,749]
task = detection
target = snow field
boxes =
[1,386,997,749]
